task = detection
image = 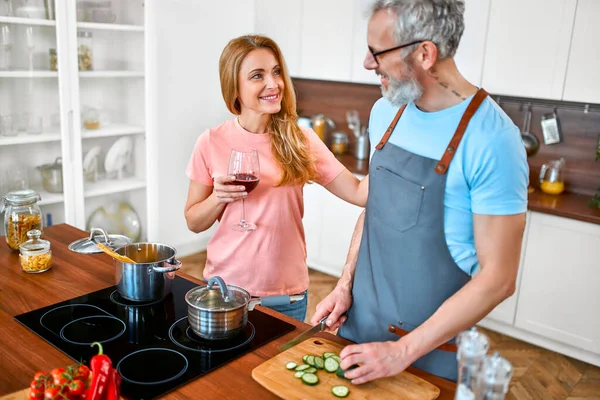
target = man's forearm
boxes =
[402,267,514,361]
[338,210,365,291]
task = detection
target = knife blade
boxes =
[278,315,329,352]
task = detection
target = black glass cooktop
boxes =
[15,276,295,400]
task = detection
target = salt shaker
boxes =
[455,327,490,400]
[474,351,513,400]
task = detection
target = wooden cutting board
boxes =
[252,337,440,400]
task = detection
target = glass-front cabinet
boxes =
[0,0,150,241]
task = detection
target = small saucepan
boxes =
[185,276,304,340]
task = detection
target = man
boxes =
[311,0,528,384]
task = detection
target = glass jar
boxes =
[330,132,349,155]
[1,189,43,250]
[474,352,513,400]
[77,31,93,71]
[82,106,100,130]
[455,327,490,400]
[19,229,52,273]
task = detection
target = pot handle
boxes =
[247,293,305,311]
[152,258,182,273]
[207,276,232,302]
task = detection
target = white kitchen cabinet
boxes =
[0,1,150,240]
[303,179,364,277]
[254,0,303,77]
[350,0,379,85]
[562,0,600,104]
[514,212,600,354]
[481,0,577,100]
[454,0,491,87]
[483,211,531,325]
[300,0,354,82]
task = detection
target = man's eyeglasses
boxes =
[368,40,426,64]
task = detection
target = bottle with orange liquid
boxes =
[539,158,565,195]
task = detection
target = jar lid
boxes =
[20,230,50,254]
[3,189,41,206]
[332,132,349,142]
[68,227,131,254]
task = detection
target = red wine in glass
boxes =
[225,173,260,193]
[227,148,260,232]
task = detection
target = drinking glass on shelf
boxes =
[226,148,260,232]
[26,26,34,70]
[1,0,13,17]
[0,115,16,136]
[0,24,12,70]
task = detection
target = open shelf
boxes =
[84,177,146,198]
[0,16,56,26]
[79,71,144,78]
[81,124,144,139]
[0,71,58,78]
[37,189,65,206]
[76,22,144,32]
[0,132,61,146]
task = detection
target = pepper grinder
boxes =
[455,327,490,400]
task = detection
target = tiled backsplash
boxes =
[293,78,600,197]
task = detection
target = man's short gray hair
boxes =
[370,0,465,59]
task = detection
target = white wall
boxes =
[147,0,256,255]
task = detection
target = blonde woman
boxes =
[184,35,367,321]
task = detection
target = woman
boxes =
[184,35,367,321]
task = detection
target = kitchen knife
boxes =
[278,315,329,352]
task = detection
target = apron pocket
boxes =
[371,165,424,232]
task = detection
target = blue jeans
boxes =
[265,291,308,322]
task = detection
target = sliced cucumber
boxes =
[324,357,339,373]
[330,355,342,364]
[314,356,324,369]
[294,371,305,379]
[286,362,297,370]
[306,355,315,366]
[301,373,319,386]
[332,385,350,398]
[302,355,309,363]
[323,352,337,359]
[295,364,311,372]
[304,367,317,374]
[336,367,347,379]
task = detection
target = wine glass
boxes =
[0,24,12,71]
[226,148,260,232]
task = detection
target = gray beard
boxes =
[381,74,423,107]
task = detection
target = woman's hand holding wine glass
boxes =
[213,176,248,204]
[224,148,260,232]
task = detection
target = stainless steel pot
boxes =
[115,243,182,302]
[185,276,304,340]
[37,157,63,193]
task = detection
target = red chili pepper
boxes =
[86,342,113,400]
[105,368,121,400]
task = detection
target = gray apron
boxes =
[338,89,489,382]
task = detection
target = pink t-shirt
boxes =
[186,118,345,296]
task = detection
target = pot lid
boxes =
[186,277,249,311]
[38,157,62,171]
[68,227,131,254]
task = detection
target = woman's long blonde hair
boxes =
[219,35,318,186]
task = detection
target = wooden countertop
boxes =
[0,224,456,399]
[338,154,600,225]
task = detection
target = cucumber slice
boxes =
[304,367,317,374]
[332,385,350,398]
[295,364,311,372]
[294,371,305,379]
[314,356,324,369]
[324,357,339,372]
[306,355,315,366]
[331,355,342,364]
[301,373,319,386]
[323,352,337,359]
[302,355,309,363]
[286,362,297,370]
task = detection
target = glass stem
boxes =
[240,198,246,226]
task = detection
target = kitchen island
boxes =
[0,224,455,399]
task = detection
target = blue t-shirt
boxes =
[368,95,529,276]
